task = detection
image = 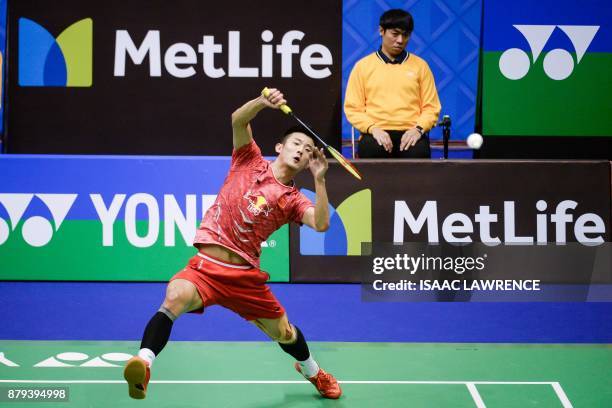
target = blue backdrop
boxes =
[2,282,611,343]
[0,0,6,137]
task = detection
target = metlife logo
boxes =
[114,30,332,79]
[393,200,606,245]
[19,22,332,84]
[18,18,92,87]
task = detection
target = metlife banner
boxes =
[291,160,611,284]
[6,0,341,155]
[0,156,289,281]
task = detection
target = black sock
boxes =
[278,325,310,361]
[140,312,173,356]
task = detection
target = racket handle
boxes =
[279,105,292,115]
[261,87,293,115]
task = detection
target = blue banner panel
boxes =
[483,0,611,52]
[0,155,290,281]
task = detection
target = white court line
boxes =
[466,383,487,408]
[552,382,574,408]
[0,379,575,406]
[0,380,558,385]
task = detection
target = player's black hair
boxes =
[379,9,414,35]
[281,125,315,144]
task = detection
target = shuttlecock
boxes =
[466,133,483,149]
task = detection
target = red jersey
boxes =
[194,140,314,268]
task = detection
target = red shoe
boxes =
[124,356,151,399]
[295,363,342,399]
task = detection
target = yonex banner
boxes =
[0,156,289,281]
[482,0,612,136]
[291,160,611,283]
[6,0,341,155]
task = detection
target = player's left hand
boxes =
[309,147,328,181]
[400,128,422,151]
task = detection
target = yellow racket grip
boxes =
[261,87,293,115]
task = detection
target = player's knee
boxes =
[163,283,193,314]
[252,316,295,343]
[259,326,281,342]
[277,322,296,343]
[268,330,290,343]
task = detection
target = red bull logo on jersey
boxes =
[244,191,273,217]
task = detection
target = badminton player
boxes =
[123,88,342,400]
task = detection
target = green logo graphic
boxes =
[299,189,372,256]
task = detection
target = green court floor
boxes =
[0,341,610,407]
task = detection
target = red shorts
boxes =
[170,252,285,321]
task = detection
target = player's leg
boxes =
[125,278,203,399]
[215,265,342,398]
[251,315,342,399]
[252,315,317,376]
[141,278,203,363]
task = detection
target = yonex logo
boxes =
[34,352,132,368]
[499,25,599,81]
[393,200,605,245]
[300,189,371,256]
[0,351,133,368]
[18,17,93,87]
[0,194,77,247]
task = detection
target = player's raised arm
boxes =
[231,88,287,150]
[301,148,330,232]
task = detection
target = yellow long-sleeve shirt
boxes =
[344,51,441,133]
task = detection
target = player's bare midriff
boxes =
[197,243,250,265]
